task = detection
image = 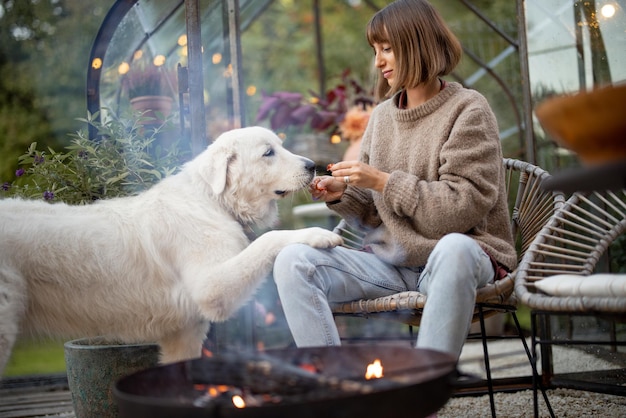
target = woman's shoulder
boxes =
[447,82,491,107]
[369,96,395,120]
[373,96,394,111]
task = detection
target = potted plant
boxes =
[255,69,375,165]
[121,54,178,123]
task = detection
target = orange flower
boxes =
[339,105,373,142]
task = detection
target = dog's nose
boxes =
[303,157,316,173]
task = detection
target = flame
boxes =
[202,347,213,358]
[365,359,383,379]
[232,394,246,408]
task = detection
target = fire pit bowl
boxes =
[114,345,458,418]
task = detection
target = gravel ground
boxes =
[437,339,626,417]
[439,387,626,417]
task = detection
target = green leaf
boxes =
[105,172,130,184]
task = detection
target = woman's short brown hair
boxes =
[367,0,462,100]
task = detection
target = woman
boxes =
[273,0,516,358]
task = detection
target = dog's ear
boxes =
[200,146,236,195]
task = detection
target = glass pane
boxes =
[526,0,625,95]
[525,0,626,167]
[98,1,185,119]
[94,0,274,148]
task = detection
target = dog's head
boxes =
[187,126,315,227]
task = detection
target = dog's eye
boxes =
[263,148,275,157]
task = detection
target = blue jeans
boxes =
[273,233,494,358]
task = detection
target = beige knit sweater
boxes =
[329,82,517,271]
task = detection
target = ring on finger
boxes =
[344,176,350,184]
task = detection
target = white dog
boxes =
[0,126,342,373]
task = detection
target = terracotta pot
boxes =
[130,95,174,122]
[64,337,159,418]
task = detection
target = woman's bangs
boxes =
[366,14,388,45]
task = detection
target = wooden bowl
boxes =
[535,84,626,165]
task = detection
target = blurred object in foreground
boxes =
[536,84,626,165]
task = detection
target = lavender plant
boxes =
[1,112,186,205]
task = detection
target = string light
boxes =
[118,62,130,75]
[91,58,102,70]
[153,55,166,67]
[601,4,616,18]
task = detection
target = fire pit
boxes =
[114,345,458,418]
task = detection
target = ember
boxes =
[298,363,318,374]
[232,395,245,409]
[192,382,283,409]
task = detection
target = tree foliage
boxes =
[0,0,114,181]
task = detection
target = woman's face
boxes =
[372,42,396,87]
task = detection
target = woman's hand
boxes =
[310,175,346,202]
[327,160,390,193]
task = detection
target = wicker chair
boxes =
[329,158,565,418]
[514,188,626,417]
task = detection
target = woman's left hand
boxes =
[328,160,390,193]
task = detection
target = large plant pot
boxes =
[130,95,174,122]
[64,337,159,418]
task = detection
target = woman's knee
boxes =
[427,233,492,288]
[427,234,486,280]
[431,233,478,260]
[439,232,475,249]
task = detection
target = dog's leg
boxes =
[185,227,342,322]
[158,321,209,364]
[0,269,28,375]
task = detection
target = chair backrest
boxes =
[476,158,565,305]
[502,158,566,264]
[515,188,626,313]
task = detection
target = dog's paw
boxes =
[293,227,343,248]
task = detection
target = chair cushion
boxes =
[534,274,626,297]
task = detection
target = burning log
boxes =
[188,350,398,401]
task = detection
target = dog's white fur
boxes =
[0,126,342,372]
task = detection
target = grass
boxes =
[2,338,67,377]
[513,304,532,332]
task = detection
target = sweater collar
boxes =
[391,81,462,121]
